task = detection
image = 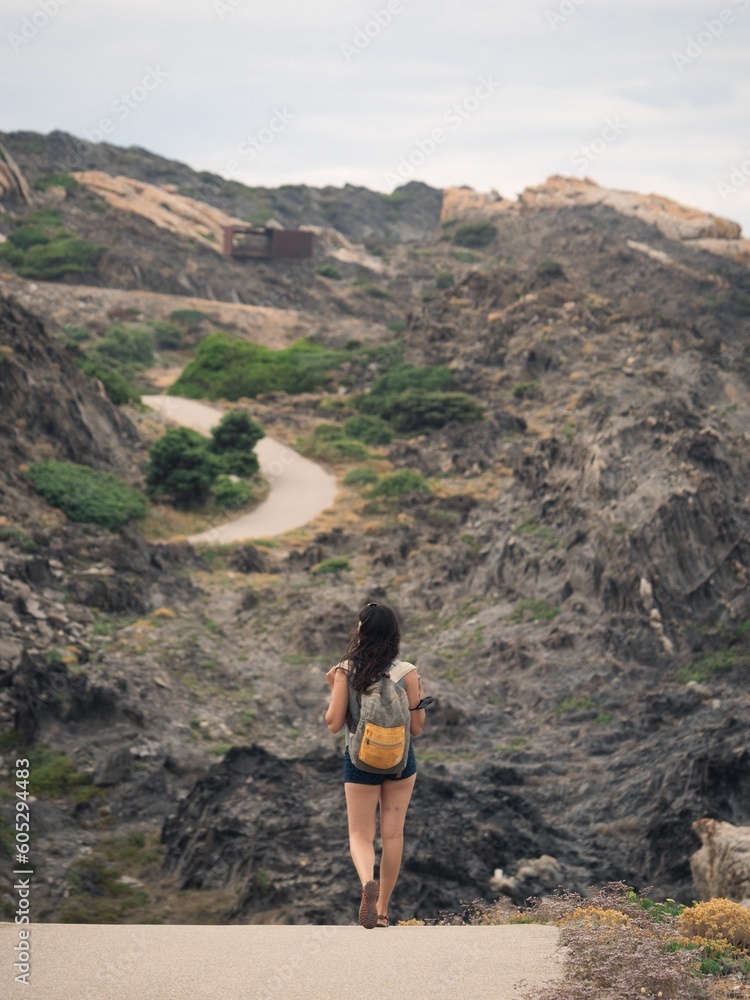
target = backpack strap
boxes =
[386,660,416,684]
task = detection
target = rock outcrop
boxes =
[0,293,143,516]
[0,141,32,206]
[441,175,750,264]
[161,744,589,924]
[70,170,247,254]
[691,819,750,905]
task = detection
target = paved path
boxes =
[3,923,563,999]
[142,395,338,544]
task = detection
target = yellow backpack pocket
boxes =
[358,722,405,769]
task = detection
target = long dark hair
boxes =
[342,603,401,693]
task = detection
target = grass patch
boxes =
[343,466,379,486]
[24,745,92,797]
[678,649,741,683]
[494,737,529,755]
[369,470,431,499]
[61,857,149,923]
[556,694,596,715]
[451,249,480,263]
[33,173,80,191]
[317,263,342,280]
[512,599,559,624]
[25,460,147,530]
[561,421,576,442]
[0,207,105,279]
[311,556,351,575]
[0,526,36,551]
[515,517,557,546]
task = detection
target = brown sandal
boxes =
[376,914,389,927]
[359,880,379,929]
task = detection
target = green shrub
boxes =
[216,450,259,476]
[169,308,210,325]
[369,470,432,498]
[32,173,79,191]
[342,414,392,445]
[513,381,540,400]
[28,749,91,796]
[317,263,342,280]
[387,319,408,334]
[361,283,391,299]
[452,221,496,249]
[94,323,154,367]
[343,467,379,486]
[436,270,455,289]
[210,409,264,453]
[150,320,183,350]
[75,354,141,405]
[369,388,484,433]
[63,325,90,342]
[537,259,564,278]
[16,233,105,279]
[298,435,370,464]
[7,225,50,251]
[213,475,253,509]
[332,439,370,459]
[146,428,221,505]
[26,207,63,226]
[311,422,347,441]
[169,332,342,400]
[61,857,148,923]
[25,460,147,530]
[312,556,351,575]
[365,363,457,400]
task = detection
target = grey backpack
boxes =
[348,659,416,775]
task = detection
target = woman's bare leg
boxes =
[377,773,417,917]
[344,782,381,885]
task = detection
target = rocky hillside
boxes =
[1,129,749,926]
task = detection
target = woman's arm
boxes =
[404,670,425,736]
[324,666,349,734]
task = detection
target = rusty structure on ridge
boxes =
[222,225,314,260]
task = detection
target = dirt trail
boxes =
[2,922,563,999]
[142,395,338,543]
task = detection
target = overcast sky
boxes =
[3,0,749,234]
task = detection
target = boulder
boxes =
[690,819,750,905]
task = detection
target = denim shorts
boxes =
[343,743,417,785]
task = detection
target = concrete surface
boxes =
[2,923,563,999]
[142,395,338,543]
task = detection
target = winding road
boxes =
[142,395,338,544]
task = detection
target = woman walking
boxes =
[325,602,427,928]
